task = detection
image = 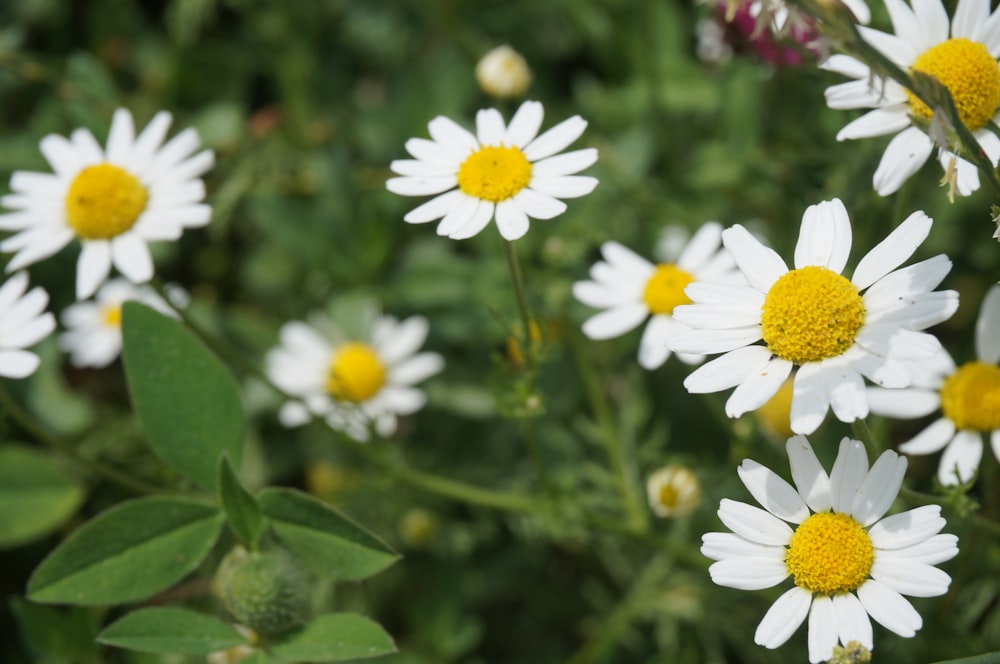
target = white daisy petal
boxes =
[427,116,478,154]
[581,304,649,339]
[390,353,444,385]
[677,221,723,271]
[435,193,480,237]
[701,532,784,561]
[789,363,831,436]
[852,209,933,289]
[111,233,154,284]
[721,225,787,292]
[602,241,655,277]
[852,449,907,526]
[448,200,495,240]
[1,312,56,350]
[682,345,774,393]
[495,199,531,240]
[836,107,912,140]
[511,188,567,220]
[725,358,793,418]
[403,190,467,224]
[0,349,41,378]
[794,198,852,273]
[807,596,839,664]
[992,429,1000,464]
[106,108,136,165]
[529,175,598,199]
[786,435,833,513]
[976,285,1000,363]
[718,498,794,545]
[899,418,956,455]
[857,580,922,637]
[871,127,935,197]
[385,176,457,197]
[572,281,621,309]
[77,242,113,300]
[669,326,763,355]
[870,558,952,597]
[754,586,812,649]
[708,558,790,590]
[882,533,958,564]
[637,315,674,370]
[738,459,809,524]
[523,115,587,161]
[476,108,507,146]
[829,437,869,514]
[832,592,873,651]
[868,505,946,549]
[505,101,544,148]
[866,387,940,418]
[937,430,983,486]
[532,149,599,177]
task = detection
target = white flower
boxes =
[647,465,701,517]
[475,45,532,98]
[669,198,958,435]
[572,222,737,369]
[823,0,1000,196]
[0,272,56,379]
[59,278,181,368]
[868,285,1000,485]
[749,0,870,32]
[386,100,598,241]
[266,313,444,442]
[704,435,958,663]
[0,108,214,299]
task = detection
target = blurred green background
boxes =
[1,0,999,662]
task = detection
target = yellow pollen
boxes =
[906,38,1000,131]
[642,264,695,315]
[658,484,679,508]
[940,361,1000,431]
[326,342,386,403]
[761,266,866,364]
[785,512,873,595]
[65,164,149,240]
[102,304,122,328]
[456,146,532,202]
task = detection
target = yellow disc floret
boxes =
[457,146,532,202]
[102,304,122,328]
[940,361,1000,431]
[906,38,1000,131]
[785,512,874,595]
[326,342,386,403]
[65,164,149,239]
[642,264,695,315]
[761,266,866,364]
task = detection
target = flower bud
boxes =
[475,45,532,98]
[215,547,309,635]
[646,465,701,517]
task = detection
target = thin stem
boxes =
[502,239,536,362]
[900,486,1000,538]
[569,330,649,534]
[850,418,881,459]
[359,444,542,513]
[0,383,169,495]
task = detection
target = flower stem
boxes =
[0,382,168,496]
[569,329,650,534]
[502,239,537,364]
[850,418,881,460]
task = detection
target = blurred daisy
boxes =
[647,465,701,517]
[823,0,1000,196]
[669,198,958,435]
[703,435,957,663]
[746,0,869,33]
[266,313,444,442]
[868,285,1000,485]
[0,272,56,379]
[572,222,736,369]
[386,100,598,241]
[59,278,182,368]
[0,108,214,299]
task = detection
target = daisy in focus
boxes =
[0,272,56,379]
[703,435,957,663]
[386,100,598,241]
[572,222,736,369]
[59,278,182,369]
[266,312,444,442]
[668,198,958,435]
[0,108,214,299]
[823,0,1000,196]
[868,285,1000,486]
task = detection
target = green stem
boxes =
[850,418,881,460]
[359,445,541,513]
[0,383,168,495]
[900,486,1000,538]
[569,330,649,534]
[502,239,536,361]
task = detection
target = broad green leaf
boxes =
[9,597,101,661]
[98,607,250,655]
[270,613,396,662]
[0,445,85,549]
[242,653,282,664]
[219,456,263,548]
[932,654,1000,664]
[257,488,398,581]
[28,496,223,605]
[121,302,244,490]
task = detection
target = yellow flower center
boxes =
[761,266,866,364]
[456,146,532,202]
[642,264,695,315]
[940,361,1000,431]
[102,304,122,328]
[326,342,386,403]
[906,38,1000,131]
[785,512,874,595]
[658,484,679,508]
[65,164,149,240]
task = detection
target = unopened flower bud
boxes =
[476,45,532,98]
[215,547,308,635]
[647,465,701,517]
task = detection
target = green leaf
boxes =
[270,613,396,662]
[0,445,85,549]
[932,654,1000,664]
[121,301,244,490]
[257,488,398,581]
[27,496,223,605]
[219,455,263,547]
[9,597,101,661]
[98,607,251,655]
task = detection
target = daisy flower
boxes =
[746,0,870,34]
[823,0,1000,196]
[266,312,444,442]
[59,278,182,368]
[668,198,958,435]
[572,222,737,369]
[0,272,56,379]
[386,100,598,241]
[868,285,1000,485]
[703,435,958,663]
[0,108,214,299]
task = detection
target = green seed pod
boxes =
[216,546,308,635]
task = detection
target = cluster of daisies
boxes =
[2,0,999,659]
